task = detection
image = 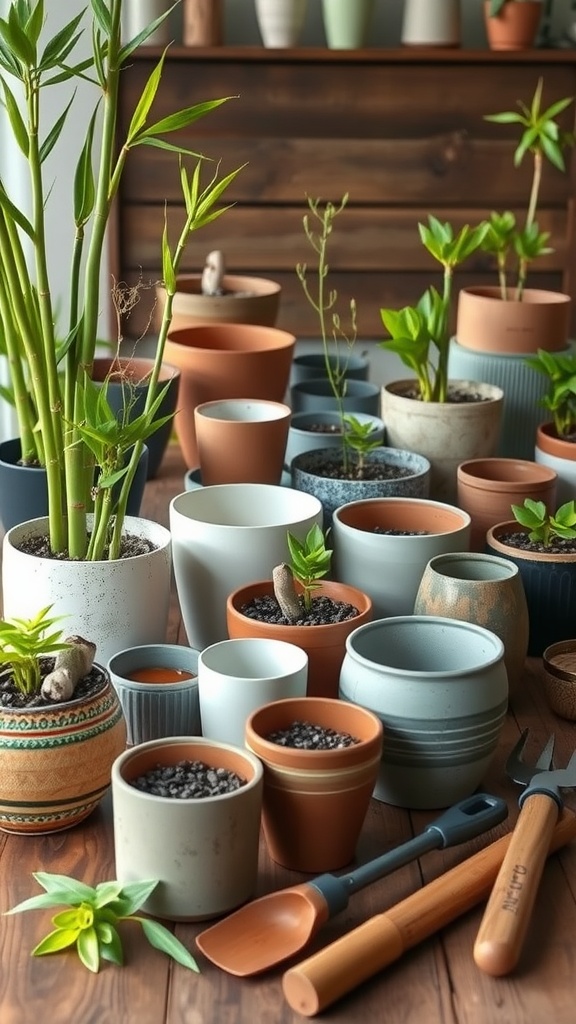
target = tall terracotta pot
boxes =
[456,286,571,355]
[227,579,373,699]
[164,323,295,467]
[245,696,383,872]
[456,457,558,551]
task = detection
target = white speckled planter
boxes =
[290,446,431,527]
[2,516,171,666]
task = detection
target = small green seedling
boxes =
[4,872,199,974]
[287,524,332,611]
[524,348,576,438]
[511,498,576,546]
[0,606,70,695]
[343,415,381,475]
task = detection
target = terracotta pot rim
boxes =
[165,323,295,352]
[165,273,282,298]
[536,422,576,461]
[194,398,292,422]
[113,736,263,796]
[458,286,571,307]
[245,696,383,764]
[487,522,576,563]
[457,458,558,489]
[333,497,470,534]
[227,580,372,633]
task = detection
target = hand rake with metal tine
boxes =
[474,729,576,977]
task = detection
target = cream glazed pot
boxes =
[2,516,172,666]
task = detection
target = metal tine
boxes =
[506,728,555,785]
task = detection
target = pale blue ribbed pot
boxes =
[339,616,508,809]
[108,644,200,746]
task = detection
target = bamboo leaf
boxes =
[138,918,200,972]
[126,50,167,145]
[73,107,97,225]
[144,97,233,139]
[41,14,85,70]
[90,0,111,37]
[1,80,29,157]
[39,93,75,164]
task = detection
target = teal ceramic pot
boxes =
[339,616,508,809]
[414,552,529,692]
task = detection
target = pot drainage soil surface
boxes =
[265,721,359,749]
[129,760,247,797]
[239,595,358,626]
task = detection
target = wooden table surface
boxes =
[1,443,576,1024]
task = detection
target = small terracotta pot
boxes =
[457,457,558,551]
[456,286,571,354]
[245,696,383,872]
[156,274,281,332]
[164,323,295,467]
[542,640,576,721]
[0,667,126,834]
[194,398,291,485]
[226,579,372,699]
[535,422,576,506]
[483,0,543,50]
[182,0,223,46]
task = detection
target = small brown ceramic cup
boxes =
[542,640,576,721]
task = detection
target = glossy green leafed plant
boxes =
[4,872,199,974]
[482,78,574,300]
[0,606,69,695]
[343,414,382,475]
[380,216,489,402]
[524,348,576,439]
[287,524,332,611]
[0,0,240,559]
[511,499,576,546]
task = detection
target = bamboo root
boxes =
[41,636,96,702]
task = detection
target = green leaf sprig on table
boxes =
[511,499,576,547]
[287,524,332,612]
[4,872,199,974]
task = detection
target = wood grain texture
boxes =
[113,49,576,340]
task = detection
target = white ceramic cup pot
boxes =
[107,644,201,746]
[339,616,508,810]
[169,484,323,650]
[112,737,263,921]
[198,637,308,747]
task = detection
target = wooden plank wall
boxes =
[114,49,576,340]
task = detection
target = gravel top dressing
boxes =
[266,720,359,749]
[240,594,358,626]
[129,760,247,798]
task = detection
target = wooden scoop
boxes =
[196,793,507,975]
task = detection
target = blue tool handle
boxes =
[310,793,508,916]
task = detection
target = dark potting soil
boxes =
[401,385,490,403]
[373,527,430,536]
[13,532,155,560]
[0,660,105,709]
[308,456,412,483]
[129,760,247,798]
[266,720,359,749]
[239,594,359,626]
[305,423,342,435]
[495,531,576,556]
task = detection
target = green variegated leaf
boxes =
[77,926,100,973]
[126,50,167,145]
[32,872,97,903]
[1,79,28,157]
[33,928,80,956]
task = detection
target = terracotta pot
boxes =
[339,616,508,809]
[164,323,295,467]
[535,422,576,506]
[245,696,383,872]
[112,737,263,920]
[457,457,557,551]
[156,274,281,332]
[290,445,431,528]
[542,640,576,721]
[91,356,180,479]
[381,379,504,504]
[456,286,571,354]
[487,520,576,656]
[332,497,471,616]
[182,0,223,45]
[194,398,291,485]
[483,0,543,50]
[227,579,373,699]
[414,551,529,692]
[0,666,126,834]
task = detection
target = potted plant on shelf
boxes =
[226,524,372,699]
[527,348,576,505]
[290,195,430,521]
[456,78,574,354]
[486,498,576,655]
[483,0,544,51]
[0,1,240,660]
[0,606,126,834]
[379,215,504,503]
